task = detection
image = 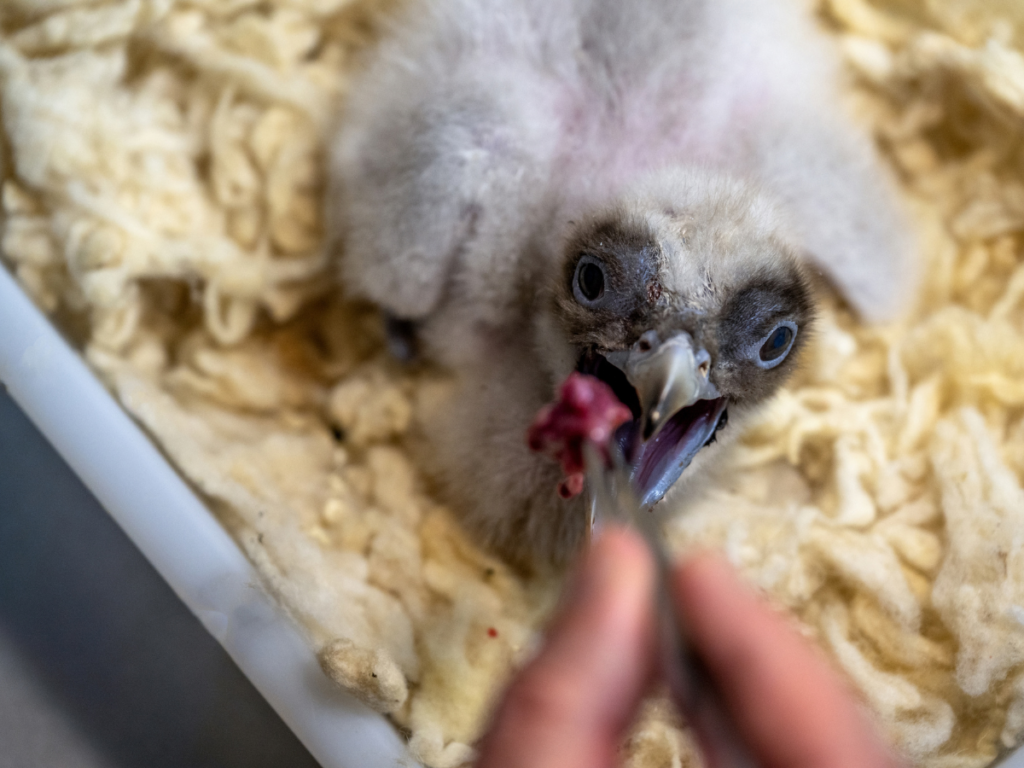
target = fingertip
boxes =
[670,550,901,768]
[675,549,740,590]
[475,525,657,768]
[557,523,655,650]
[590,521,646,554]
[673,551,745,618]
[564,525,652,613]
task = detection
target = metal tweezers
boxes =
[582,442,759,768]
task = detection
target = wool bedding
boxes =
[1,0,1024,766]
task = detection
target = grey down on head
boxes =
[327,0,916,571]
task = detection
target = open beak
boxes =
[579,331,727,509]
[609,331,718,441]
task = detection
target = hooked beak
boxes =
[609,331,718,441]
[577,331,728,509]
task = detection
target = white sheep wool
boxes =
[2,1,1024,766]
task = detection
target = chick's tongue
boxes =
[527,372,632,499]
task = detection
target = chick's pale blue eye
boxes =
[757,322,797,368]
[771,327,789,350]
[579,263,604,300]
[573,256,606,304]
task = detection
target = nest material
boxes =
[2,0,1024,766]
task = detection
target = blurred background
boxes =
[0,387,319,768]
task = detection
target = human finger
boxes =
[475,526,656,768]
[674,552,902,768]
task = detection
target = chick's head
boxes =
[543,170,815,507]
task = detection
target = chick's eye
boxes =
[574,257,606,304]
[756,322,797,369]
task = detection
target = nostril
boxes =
[634,330,660,355]
[698,360,709,377]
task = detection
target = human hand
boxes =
[474,526,902,768]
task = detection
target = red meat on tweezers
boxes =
[527,372,631,499]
